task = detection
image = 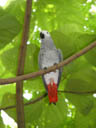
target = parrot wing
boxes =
[38,48,63,90]
[57,49,63,85]
[38,49,43,69]
[38,49,48,91]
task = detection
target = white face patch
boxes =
[41,30,50,38]
[44,70,59,85]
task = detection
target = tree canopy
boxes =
[0,0,96,128]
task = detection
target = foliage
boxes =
[0,0,96,127]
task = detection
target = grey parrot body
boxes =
[38,30,63,103]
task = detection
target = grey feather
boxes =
[38,51,42,69]
[57,49,63,85]
[38,30,63,91]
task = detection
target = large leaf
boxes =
[65,67,96,115]
[75,100,96,128]
[0,113,5,128]
[0,8,21,49]
[85,47,96,66]
[0,44,39,76]
[0,0,96,127]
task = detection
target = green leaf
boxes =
[51,30,77,59]
[0,113,5,128]
[0,44,39,76]
[85,47,96,66]
[0,88,16,121]
[75,100,96,128]
[25,94,67,128]
[6,0,26,24]
[0,9,21,49]
[0,85,16,106]
[65,67,96,115]
[0,0,96,127]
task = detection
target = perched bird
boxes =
[38,30,63,104]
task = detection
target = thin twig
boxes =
[0,90,96,111]
[0,41,96,85]
[25,93,47,105]
[58,90,96,94]
[0,93,47,111]
[16,0,32,128]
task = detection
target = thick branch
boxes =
[0,41,96,85]
[0,90,96,111]
[16,0,32,128]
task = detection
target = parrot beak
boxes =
[40,32,45,39]
[47,78,58,104]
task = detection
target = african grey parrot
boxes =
[38,30,63,104]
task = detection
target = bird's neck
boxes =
[41,38,56,49]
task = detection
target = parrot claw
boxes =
[53,102,56,105]
[54,63,57,66]
[49,103,52,105]
[49,102,56,105]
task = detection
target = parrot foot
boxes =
[49,103,51,105]
[49,102,56,105]
[54,63,57,66]
[44,67,47,70]
[53,102,56,105]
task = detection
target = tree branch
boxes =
[16,0,32,128]
[0,41,96,85]
[58,90,96,94]
[0,93,47,111]
[0,90,96,111]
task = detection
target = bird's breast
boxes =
[41,49,60,85]
[41,50,59,69]
[44,70,59,85]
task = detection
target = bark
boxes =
[16,0,32,128]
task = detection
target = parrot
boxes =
[38,30,63,104]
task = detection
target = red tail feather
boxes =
[47,82,58,103]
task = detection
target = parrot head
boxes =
[40,30,51,39]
